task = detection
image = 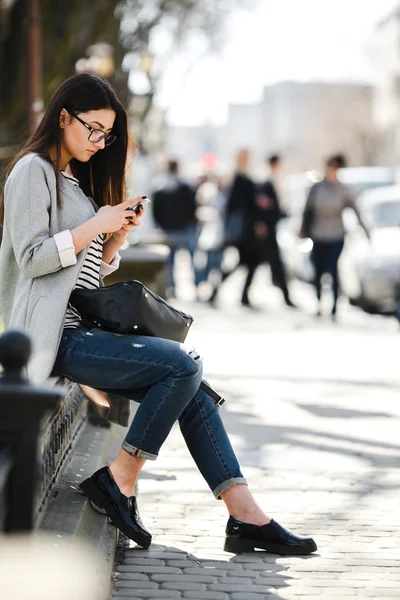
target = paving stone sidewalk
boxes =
[111,297,400,600]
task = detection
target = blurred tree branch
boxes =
[0,0,126,150]
[118,0,245,51]
[117,0,258,144]
[0,0,258,156]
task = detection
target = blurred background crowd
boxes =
[1,0,400,324]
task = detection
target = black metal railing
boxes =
[0,330,87,532]
[37,378,87,519]
[0,448,12,530]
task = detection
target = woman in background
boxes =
[208,148,260,307]
[300,154,369,319]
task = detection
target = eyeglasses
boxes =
[71,113,117,147]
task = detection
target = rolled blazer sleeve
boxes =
[5,157,77,278]
[53,230,77,268]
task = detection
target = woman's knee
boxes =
[185,352,203,386]
[186,356,203,394]
[172,345,203,382]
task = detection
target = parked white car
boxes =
[340,186,400,314]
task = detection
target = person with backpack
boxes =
[152,160,198,298]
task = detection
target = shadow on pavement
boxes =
[223,401,400,470]
[214,372,400,391]
[115,543,318,597]
[296,403,391,420]
[214,378,400,532]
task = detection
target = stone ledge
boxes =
[40,422,124,600]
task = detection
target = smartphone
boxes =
[126,197,151,215]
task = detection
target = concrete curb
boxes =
[40,422,124,600]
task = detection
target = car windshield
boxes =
[369,201,400,229]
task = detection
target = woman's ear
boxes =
[59,108,69,129]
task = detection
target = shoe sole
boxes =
[224,536,317,555]
[80,477,151,549]
[89,499,108,515]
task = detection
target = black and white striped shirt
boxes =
[61,170,105,329]
[64,234,105,329]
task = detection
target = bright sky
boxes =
[154,0,399,127]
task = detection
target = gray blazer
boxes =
[0,153,96,383]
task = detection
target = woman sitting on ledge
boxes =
[0,73,316,556]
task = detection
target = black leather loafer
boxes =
[224,516,317,555]
[79,466,152,549]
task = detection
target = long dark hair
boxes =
[1,73,132,224]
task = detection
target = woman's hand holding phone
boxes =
[94,196,150,236]
[115,197,151,240]
[125,197,151,221]
[116,196,151,240]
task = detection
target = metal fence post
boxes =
[0,330,63,532]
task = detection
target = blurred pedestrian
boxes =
[241,154,296,308]
[208,149,260,306]
[152,160,197,298]
[209,150,296,308]
[195,174,227,290]
[300,153,370,318]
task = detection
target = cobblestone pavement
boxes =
[111,274,400,600]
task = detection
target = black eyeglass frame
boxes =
[70,112,117,147]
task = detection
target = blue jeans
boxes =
[165,226,199,291]
[52,327,247,498]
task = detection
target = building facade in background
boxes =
[166,81,375,178]
[373,7,400,166]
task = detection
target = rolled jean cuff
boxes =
[213,477,248,499]
[121,440,158,461]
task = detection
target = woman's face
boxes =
[60,108,116,163]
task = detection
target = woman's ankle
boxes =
[221,484,271,526]
[109,463,137,497]
[108,449,146,497]
[230,507,271,526]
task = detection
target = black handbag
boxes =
[69,280,193,343]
